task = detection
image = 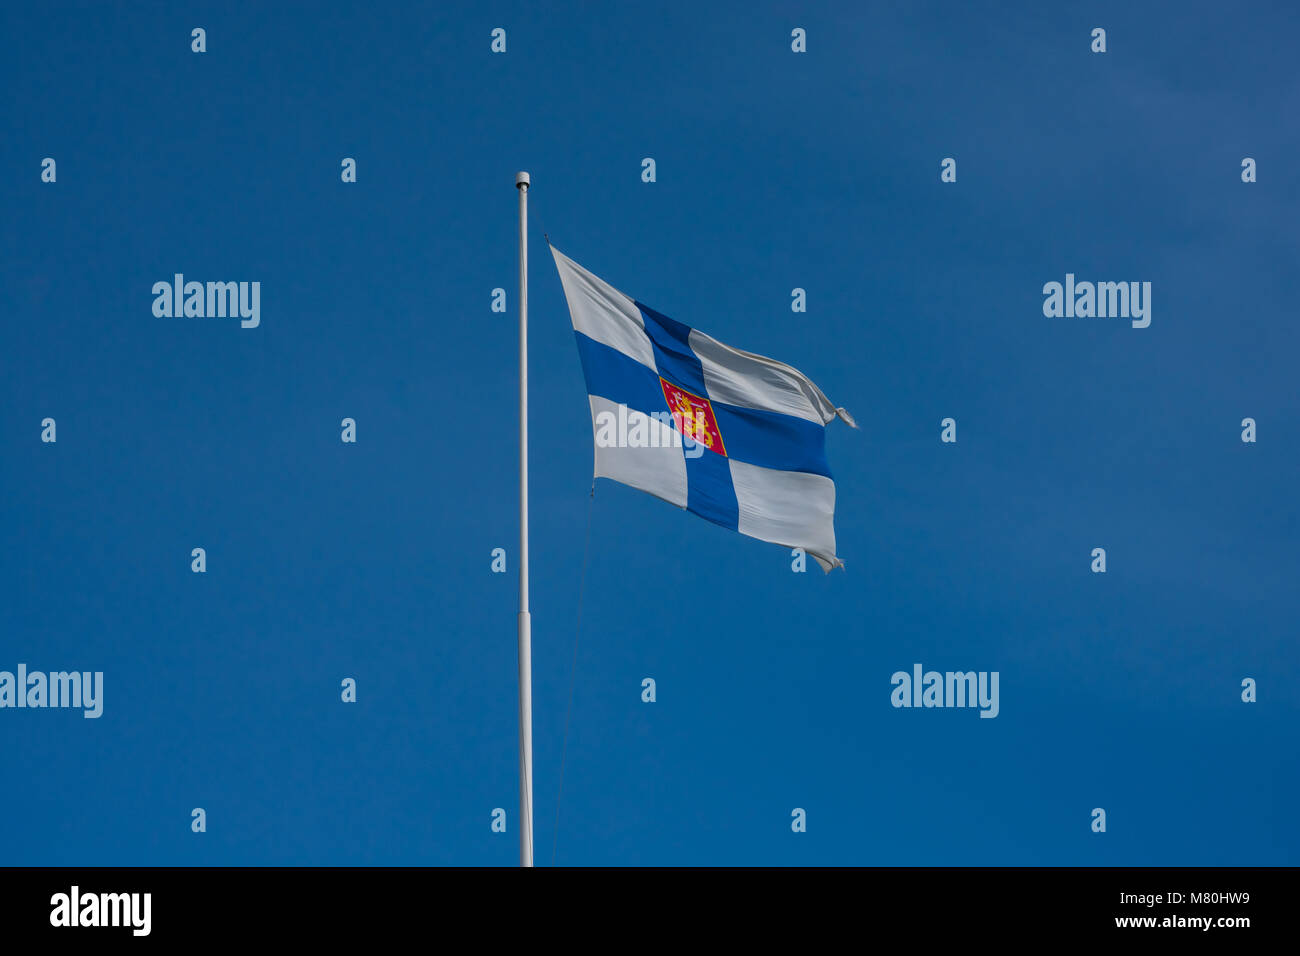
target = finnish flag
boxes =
[551,245,856,571]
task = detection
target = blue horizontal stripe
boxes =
[575,322,830,479]
[711,401,831,478]
[573,331,667,416]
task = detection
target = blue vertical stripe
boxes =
[634,301,738,530]
[635,301,711,398]
[682,446,740,532]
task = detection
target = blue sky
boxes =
[1,1,1297,865]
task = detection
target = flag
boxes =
[551,244,856,571]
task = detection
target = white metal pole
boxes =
[515,170,534,868]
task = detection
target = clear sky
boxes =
[2,1,1296,866]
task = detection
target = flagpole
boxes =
[515,170,534,868]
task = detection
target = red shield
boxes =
[660,378,726,456]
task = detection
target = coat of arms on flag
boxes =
[660,378,726,456]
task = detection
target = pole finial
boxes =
[516,171,530,190]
